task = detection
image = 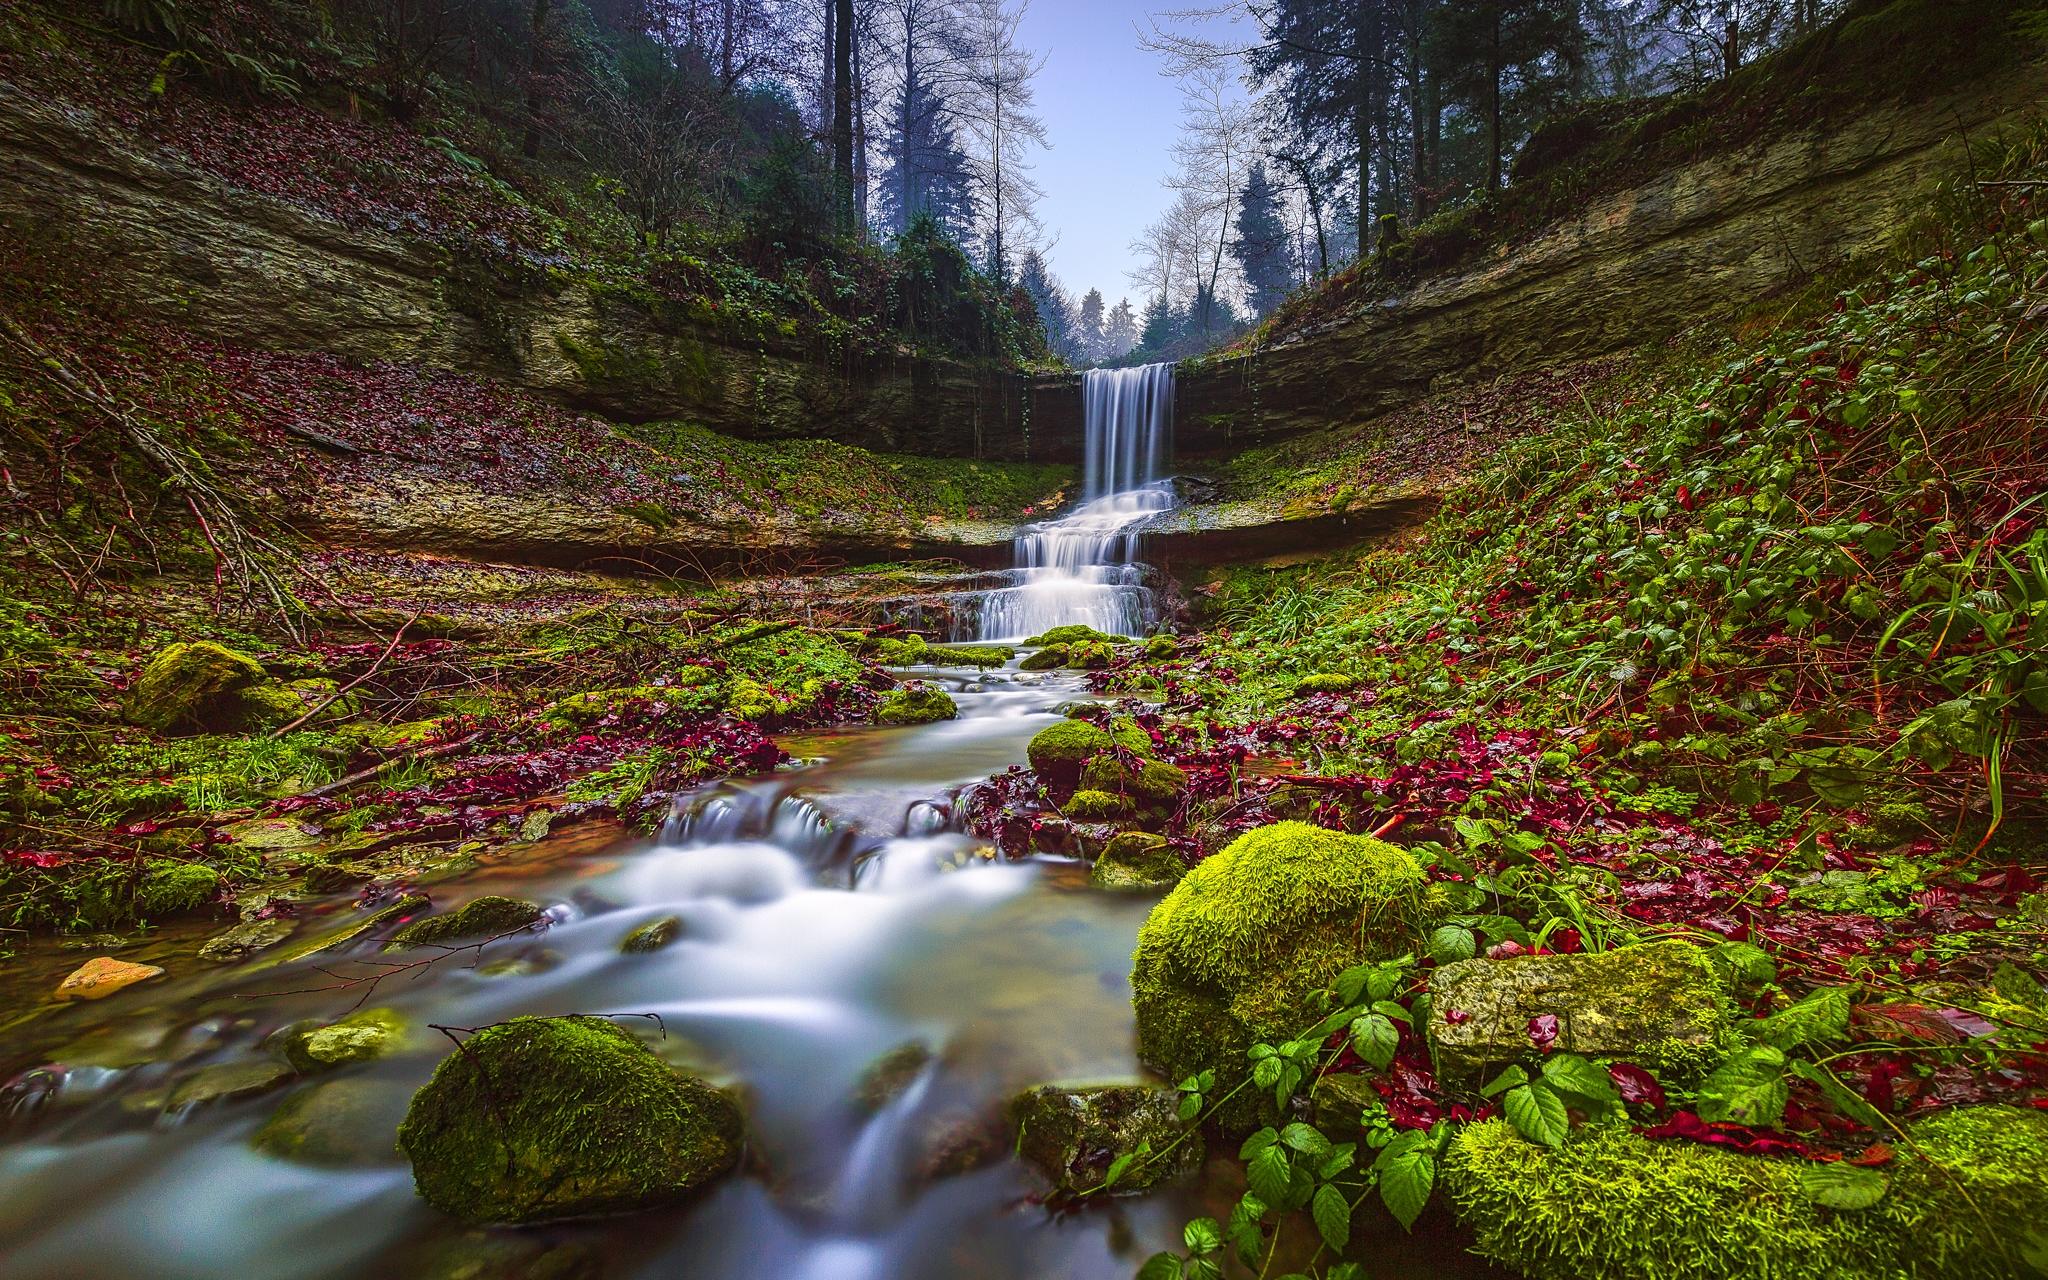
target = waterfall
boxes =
[976,364,1174,641]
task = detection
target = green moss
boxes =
[133,861,221,918]
[1143,634,1179,659]
[1091,832,1185,892]
[282,1007,409,1073]
[544,684,717,729]
[396,1016,743,1224]
[386,896,544,949]
[123,641,299,735]
[1025,625,1128,646]
[1007,1083,1203,1195]
[1027,720,1113,783]
[1065,789,1128,821]
[1019,645,1069,671]
[1131,822,1439,1125]
[1064,640,1113,670]
[1444,1106,2048,1280]
[874,683,958,725]
[1293,672,1359,696]
[1079,756,1187,810]
[934,644,1016,667]
[870,633,931,665]
[621,915,682,953]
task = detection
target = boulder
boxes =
[1426,940,1730,1081]
[281,1007,409,1073]
[123,641,303,735]
[1131,822,1439,1126]
[54,956,164,1001]
[620,915,683,954]
[852,1042,933,1114]
[874,683,958,725]
[386,895,544,949]
[1018,646,1069,671]
[1078,755,1186,812]
[1064,640,1113,670]
[1090,832,1185,892]
[1026,720,1113,784]
[1443,1106,2048,1280]
[198,917,295,963]
[1064,789,1127,821]
[254,1078,413,1166]
[1025,626,1128,646]
[397,1016,743,1224]
[1008,1083,1202,1196]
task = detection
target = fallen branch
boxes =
[298,729,484,800]
[272,608,420,736]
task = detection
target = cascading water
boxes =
[975,364,1174,641]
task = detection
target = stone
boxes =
[1018,645,1069,671]
[1078,755,1186,811]
[1426,940,1730,1081]
[1025,720,1113,785]
[1090,832,1185,892]
[1025,626,1128,646]
[874,683,958,725]
[397,1016,743,1224]
[253,1078,413,1167]
[123,641,301,735]
[1131,822,1440,1126]
[620,915,683,954]
[1007,1083,1202,1196]
[1063,789,1127,821]
[166,1059,296,1109]
[281,1007,408,1072]
[198,917,296,963]
[852,1042,933,1114]
[55,956,164,1001]
[218,817,329,855]
[385,895,544,949]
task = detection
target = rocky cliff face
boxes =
[0,86,1081,462]
[1172,64,2042,454]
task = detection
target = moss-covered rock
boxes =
[935,644,1016,667]
[281,1007,409,1073]
[197,916,295,962]
[1018,645,1069,671]
[875,683,958,725]
[253,1078,414,1166]
[1024,625,1128,646]
[133,861,222,918]
[1443,1106,2048,1280]
[1143,634,1179,659]
[1007,1083,1202,1195]
[1293,672,1359,696]
[1131,822,1439,1126]
[871,633,931,665]
[1064,789,1128,821]
[397,1016,743,1224]
[1026,720,1113,784]
[1079,755,1187,812]
[1091,832,1185,891]
[124,641,301,735]
[620,915,683,953]
[386,896,544,950]
[1427,940,1731,1081]
[1064,640,1113,669]
[852,1041,934,1114]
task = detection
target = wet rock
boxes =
[1024,626,1128,646]
[1031,817,1115,860]
[386,895,545,950]
[219,817,330,857]
[620,915,683,954]
[1426,940,1730,1081]
[1025,720,1113,785]
[1132,822,1439,1126]
[912,1108,1006,1183]
[164,1059,297,1109]
[54,956,164,1001]
[1018,645,1069,671]
[1143,634,1179,659]
[1064,789,1127,821]
[1078,755,1186,813]
[1090,832,1184,892]
[1308,1071,1380,1133]
[852,1042,933,1114]
[1007,1083,1202,1196]
[404,1232,605,1280]
[281,1007,409,1072]
[874,683,958,725]
[253,1078,413,1166]
[397,1016,744,1224]
[199,917,296,963]
[123,641,302,735]
[304,862,376,894]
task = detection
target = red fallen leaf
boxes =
[5,849,73,869]
[1487,940,1528,959]
[1445,1008,1471,1026]
[1847,1143,1894,1167]
[1856,1002,1970,1043]
[1528,1014,1561,1052]
[1639,1110,1826,1157]
[1608,1062,1668,1110]
[1677,485,1696,510]
[1549,927,1584,955]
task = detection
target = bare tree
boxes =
[945,0,1048,280]
[1166,64,1260,335]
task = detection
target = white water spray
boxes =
[976,364,1174,641]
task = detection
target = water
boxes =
[975,365,1175,641]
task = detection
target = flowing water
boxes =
[973,365,1176,642]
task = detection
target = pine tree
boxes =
[877,75,978,242]
[1075,288,1105,363]
[1231,161,1293,318]
[1138,294,1179,353]
[1104,297,1139,358]
[1016,249,1075,360]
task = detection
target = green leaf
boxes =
[1177,1092,1203,1123]
[1183,1216,1223,1254]
[1253,1056,1283,1089]
[1247,1144,1294,1207]
[1479,1064,1528,1098]
[1137,1253,1182,1280]
[1756,988,1851,1051]
[1318,1143,1357,1180]
[1504,1083,1570,1148]
[1312,1182,1351,1251]
[1541,1053,1620,1108]
[1327,1266,1367,1280]
[1352,1012,1400,1070]
[1104,1150,1138,1187]
[1280,1122,1332,1158]
[1333,964,1374,1005]
[1429,924,1477,964]
[1378,1149,1436,1230]
[1698,1046,1789,1127]
[1372,999,1413,1023]
[1708,940,1777,986]
[1797,1162,1889,1211]
[1239,1127,1279,1160]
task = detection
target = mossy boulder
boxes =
[1079,755,1187,812]
[254,1078,414,1166]
[875,683,958,725]
[870,633,931,665]
[1293,672,1359,697]
[397,1016,744,1224]
[620,915,683,953]
[1443,1106,2048,1280]
[281,1007,409,1073]
[852,1041,934,1114]
[1064,789,1128,821]
[386,896,544,950]
[1007,1083,1202,1196]
[133,861,222,918]
[124,641,301,735]
[1024,625,1128,646]
[1091,832,1185,891]
[1064,640,1114,670]
[936,644,1016,667]
[1143,634,1179,659]
[1427,940,1731,1082]
[1131,822,1439,1126]
[1019,645,1069,671]
[1026,720,1113,784]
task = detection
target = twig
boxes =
[298,729,483,800]
[272,608,421,736]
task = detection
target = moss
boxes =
[1444,1106,2048,1280]
[1143,634,1179,659]
[1293,672,1359,696]
[1079,756,1187,810]
[133,861,221,918]
[620,915,682,953]
[1019,645,1069,671]
[1091,832,1186,892]
[1131,822,1439,1126]
[1064,640,1113,670]
[1065,789,1128,821]
[1027,720,1113,783]
[934,644,1016,667]
[254,1078,414,1167]
[870,633,931,665]
[386,895,544,949]
[1025,625,1128,646]
[282,1007,409,1073]
[545,684,716,730]
[396,1016,743,1224]
[1007,1083,1203,1196]
[875,683,958,725]
[123,641,299,735]
[724,677,781,724]
[1106,717,1155,755]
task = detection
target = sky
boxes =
[1014,0,1223,307]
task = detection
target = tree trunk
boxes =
[832,0,856,229]
[1487,8,1503,193]
[521,0,550,159]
